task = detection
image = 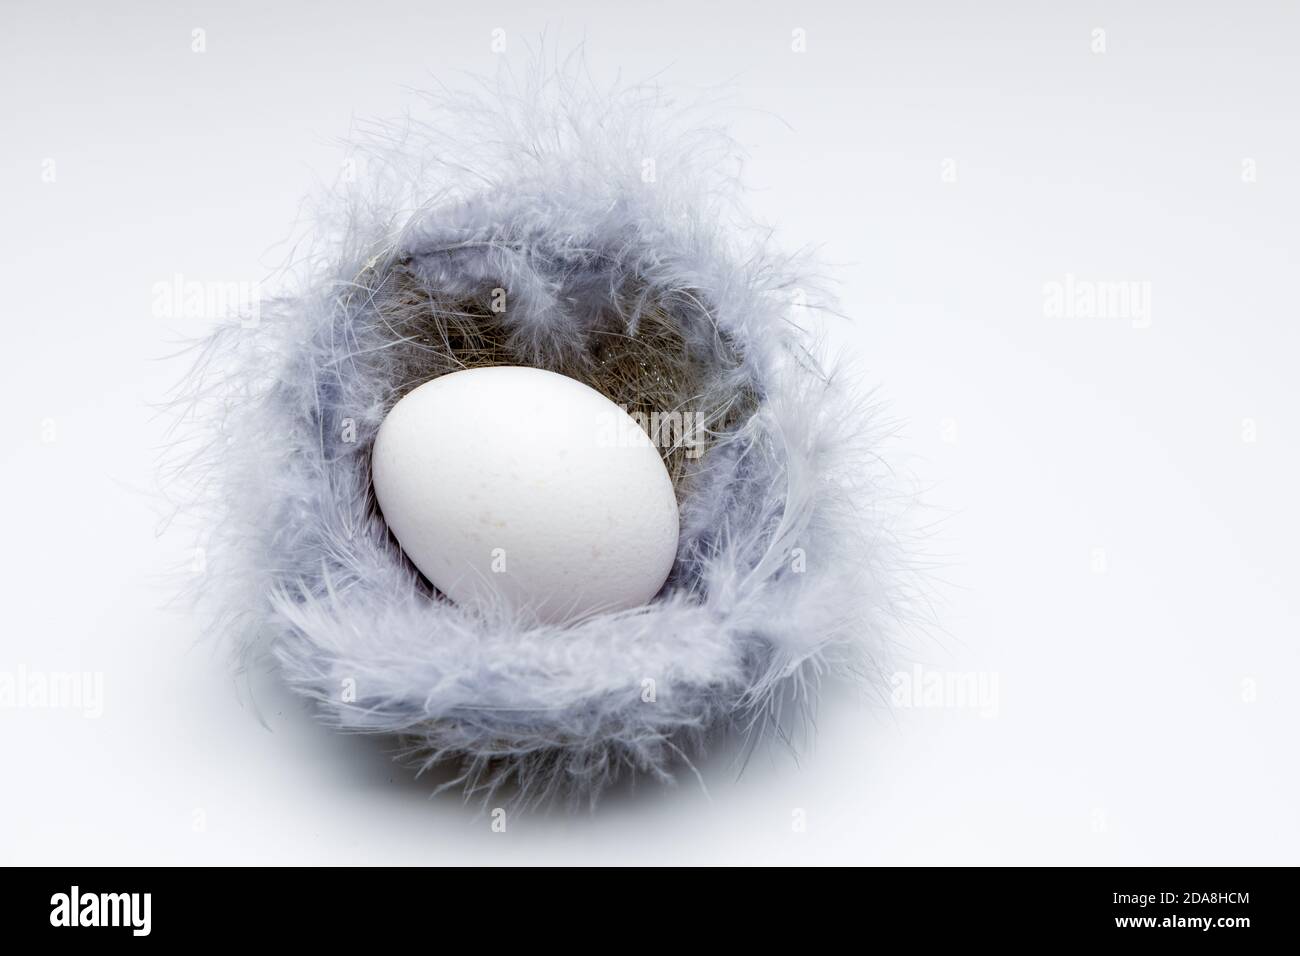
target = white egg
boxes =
[371,366,680,625]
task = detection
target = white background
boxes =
[2,0,1296,864]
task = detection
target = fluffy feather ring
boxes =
[176,59,906,806]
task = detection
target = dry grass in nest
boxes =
[354,259,757,492]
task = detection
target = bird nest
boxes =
[175,64,903,806]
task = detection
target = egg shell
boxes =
[371,366,680,625]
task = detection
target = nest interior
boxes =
[351,258,757,493]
